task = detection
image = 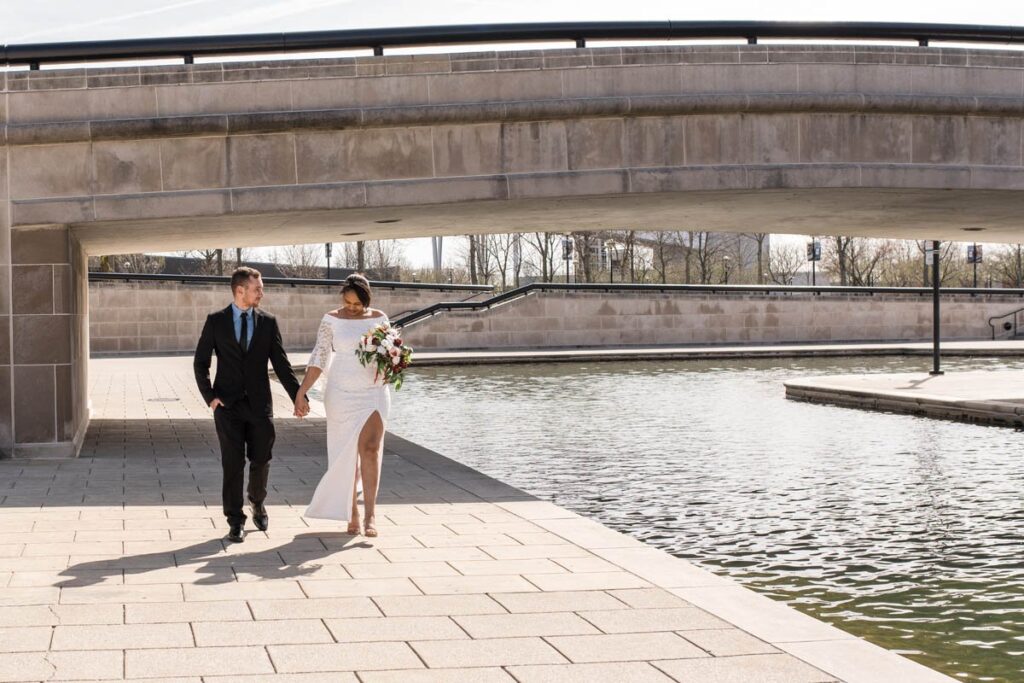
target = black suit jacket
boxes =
[193,305,302,416]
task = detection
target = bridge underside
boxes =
[7,41,1024,458]
[72,187,1024,254]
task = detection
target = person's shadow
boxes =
[57,532,374,588]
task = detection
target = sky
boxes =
[3,1,1022,266]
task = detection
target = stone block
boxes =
[681,628,778,656]
[500,121,568,173]
[547,632,707,664]
[227,134,296,187]
[567,118,624,171]
[507,170,627,199]
[125,647,274,678]
[681,114,742,165]
[967,116,1021,166]
[492,590,627,614]
[291,75,428,110]
[432,123,503,176]
[10,197,94,225]
[156,81,287,117]
[193,619,333,646]
[13,314,71,364]
[93,139,163,195]
[324,616,467,642]
[10,143,93,200]
[295,128,434,183]
[13,365,55,443]
[623,117,686,168]
[268,642,423,673]
[912,116,968,164]
[11,265,53,315]
[427,70,561,104]
[161,137,228,191]
[0,650,123,681]
[365,176,507,207]
[51,623,194,650]
[411,637,566,668]
[93,189,232,221]
[562,65,679,98]
[374,594,505,617]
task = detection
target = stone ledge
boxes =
[7,92,1024,145]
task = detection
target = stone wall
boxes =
[89,280,488,355]
[401,289,1024,350]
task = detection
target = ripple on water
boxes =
[378,356,1024,682]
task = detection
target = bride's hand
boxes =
[293,395,309,419]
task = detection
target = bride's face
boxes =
[342,289,365,315]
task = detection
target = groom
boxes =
[194,267,307,543]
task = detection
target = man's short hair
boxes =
[230,266,262,294]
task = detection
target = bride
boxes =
[294,274,390,537]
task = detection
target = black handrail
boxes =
[394,281,1024,328]
[5,21,1024,68]
[988,307,1024,340]
[87,271,493,292]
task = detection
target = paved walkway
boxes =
[0,357,958,682]
[786,369,1024,427]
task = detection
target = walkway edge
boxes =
[385,432,957,683]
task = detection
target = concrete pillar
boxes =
[1,224,89,458]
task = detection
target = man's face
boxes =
[237,276,264,309]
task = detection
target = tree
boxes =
[274,244,323,279]
[485,233,520,290]
[691,231,724,284]
[766,243,804,285]
[651,231,675,284]
[525,232,558,282]
[571,232,598,284]
[991,244,1024,288]
[823,236,854,286]
[178,249,223,275]
[742,233,770,284]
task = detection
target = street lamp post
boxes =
[325,242,332,279]
[605,240,615,283]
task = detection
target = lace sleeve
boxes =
[308,317,334,371]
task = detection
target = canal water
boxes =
[381,356,1024,682]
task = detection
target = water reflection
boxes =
[383,356,1024,682]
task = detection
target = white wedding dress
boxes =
[304,313,391,521]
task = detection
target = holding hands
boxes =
[293,395,310,419]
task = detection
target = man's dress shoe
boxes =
[251,502,269,532]
[227,524,245,543]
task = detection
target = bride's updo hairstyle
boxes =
[341,273,372,307]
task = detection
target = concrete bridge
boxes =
[3,40,1024,456]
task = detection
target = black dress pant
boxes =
[214,398,276,526]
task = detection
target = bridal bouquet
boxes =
[355,322,413,390]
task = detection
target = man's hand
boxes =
[209,398,224,411]
[293,395,309,419]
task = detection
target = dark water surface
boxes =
[381,356,1024,682]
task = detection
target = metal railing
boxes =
[393,281,1024,328]
[988,307,1024,339]
[87,271,493,293]
[5,21,1024,69]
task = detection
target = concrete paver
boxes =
[507,661,675,682]
[0,356,960,683]
[545,632,709,663]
